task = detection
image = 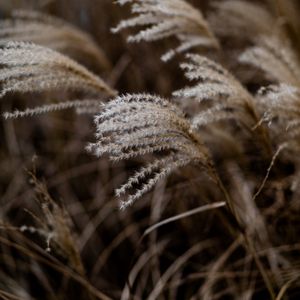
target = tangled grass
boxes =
[1,0,300,299]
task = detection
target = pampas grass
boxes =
[1,0,300,299]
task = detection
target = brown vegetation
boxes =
[1,0,300,299]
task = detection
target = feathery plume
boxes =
[112,0,219,61]
[239,36,300,86]
[2,99,101,119]
[0,10,110,69]
[257,84,300,144]
[209,0,276,40]
[87,93,212,209]
[173,54,257,128]
[24,172,85,275]
[0,42,116,117]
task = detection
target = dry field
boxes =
[1,0,300,299]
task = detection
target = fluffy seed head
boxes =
[87,93,212,208]
[112,0,218,61]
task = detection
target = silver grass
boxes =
[211,1,300,87]
[258,84,300,117]
[210,0,276,40]
[0,10,110,69]
[87,93,212,209]
[173,54,258,128]
[0,41,116,117]
[257,84,300,143]
[26,173,85,275]
[238,27,300,150]
[2,99,101,119]
[112,0,218,61]
[239,36,300,86]
[216,1,300,157]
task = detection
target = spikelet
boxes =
[24,172,85,275]
[0,42,116,118]
[220,1,300,156]
[87,93,212,209]
[0,10,110,70]
[173,54,257,129]
[112,0,219,61]
[257,84,300,143]
[2,99,101,119]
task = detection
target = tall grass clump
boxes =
[1,0,300,299]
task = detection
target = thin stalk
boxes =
[244,234,276,300]
[244,100,274,159]
[207,165,276,300]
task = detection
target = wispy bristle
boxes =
[173,54,257,128]
[88,93,212,208]
[0,41,116,116]
[112,0,219,61]
[3,99,101,119]
[0,10,111,70]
